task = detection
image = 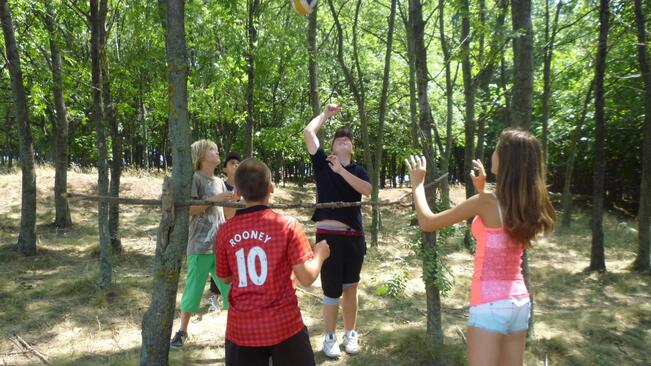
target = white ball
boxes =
[291,0,317,15]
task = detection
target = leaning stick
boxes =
[12,335,50,365]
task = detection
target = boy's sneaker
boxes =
[207,295,219,312]
[342,330,360,354]
[170,330,187,349]
[322,333,341,358]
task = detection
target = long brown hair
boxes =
[495,129,555,246]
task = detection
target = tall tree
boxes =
[370,0,397,248]
[590,0,609,272]
[0,0,37,255]
[541,0,562,163]
[560,80,594,230]
[140,0,192,364]
[510,0,534,129]
[460,0,476,251]
[437,0,453,209]
[43,1,73,228]
[99,0,123,254]
[409,0,443,345]
[244,0,259,158]
[308,4,320,117]
[90,0,112,289]
[633,0,651,271]
[327,0,377,245]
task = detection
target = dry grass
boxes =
[0,167,649,365]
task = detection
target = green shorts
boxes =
[180,254,230,313]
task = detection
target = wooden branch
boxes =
[395,173,449,201]
[12,335,50,365]
[64,192,161,206]
[64,173,449,209]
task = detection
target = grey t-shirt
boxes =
[187,172,227,255]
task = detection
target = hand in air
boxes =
[314,240,330,260]
[324,103,341,119]
[326,155,345,174]
[470,159,486,194]
[405,155,427,187]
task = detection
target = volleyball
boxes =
[291,0,317,15]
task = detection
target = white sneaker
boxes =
[342,330,360,354]
[322,333,341,358]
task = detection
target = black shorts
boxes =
[225,327,315,366]
[316,232,366,299]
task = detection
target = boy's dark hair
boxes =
[331,126,354,146]
[235,158,271,201]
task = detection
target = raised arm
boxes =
[303,104,340,155]
[406,156,482,232]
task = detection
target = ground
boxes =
[0,167,649,365]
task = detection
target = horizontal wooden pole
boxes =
[63,173,449,210]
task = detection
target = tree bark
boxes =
[244,0,259,158]
[460,0,476,251]
[98,0,123,254]
[590,0,609,272]
[438,0,453,209]
[510,0,534,129]
[560,80,593,230]
[140,0,192,364]
[409,0,443,345]
[541,0,562,163]
[327,0,376,245]
[90,0,112,289]
[43,1,73,229]
[308,4,320,117]
[633,0,651,271]
[369,0,396,248]
[0,0,37,255]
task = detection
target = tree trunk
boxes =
[308,4,320,117]
[590,0,609,273]
[510,0,534,129]
[0,0,37,255]
[541,0,562,163]
[633,0,651,271]
[438,0,453,209]
[99,0,123,254]
[460,0,476,251]
[476,0,508,161]
[327,0,376,244]
[244,0,259,158]
[140,1,192,364]
[560,80,593,230]
[43,2,73,229]
[369,0,396,248]
[409,0,443,345]
[90,0,112,289]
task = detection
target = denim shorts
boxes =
[468,297,530,335]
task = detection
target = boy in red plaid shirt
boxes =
[216,158,330,366]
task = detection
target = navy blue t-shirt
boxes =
[310,147,370,232]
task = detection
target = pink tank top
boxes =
[469,193,528,306]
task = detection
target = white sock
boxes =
[345,329,356,337]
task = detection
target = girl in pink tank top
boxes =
[406,129,555,366]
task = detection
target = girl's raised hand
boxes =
[405,155,427,187]
[470,159,486,193]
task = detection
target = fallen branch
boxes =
[455,326,467,344]
[11,335,50,365]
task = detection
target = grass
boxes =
[0,167,649,365]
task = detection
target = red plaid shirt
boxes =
[215,205,313,346]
